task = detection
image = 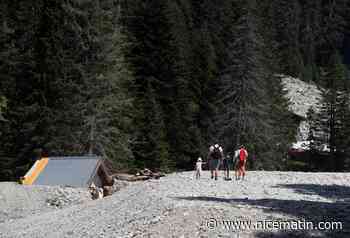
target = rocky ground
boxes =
[281,75,322,141]
[281,75,322,119]
[0,171,349,238]
[0,182,92,223]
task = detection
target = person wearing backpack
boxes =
[207,144,223,180]
[237,145,248,180]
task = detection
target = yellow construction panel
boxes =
[20,158,49,185]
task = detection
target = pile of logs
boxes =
[112,168,165,182]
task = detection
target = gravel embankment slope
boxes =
[0,171,349,238]
[0,182,91,223]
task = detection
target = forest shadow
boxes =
[254,230,327,238]
[273,184,350,201]
[174,186,350,238]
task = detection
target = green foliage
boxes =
[0,0,135,179]
[309,52,350,171]
[1,0,350,180]
[0,96,7,121]
[132,82,172,171]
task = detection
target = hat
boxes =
[209,146,214,152]
[214,144,219,148]
[197,157,202,162]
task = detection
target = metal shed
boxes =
[20,156,112,188]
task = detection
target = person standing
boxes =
[237,145,248,180]
[207,144,223,180]
[223,155,231,180]
[195,157,204,179]
[207,146,214,179]
[234,148,240,180]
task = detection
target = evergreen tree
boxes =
[258,0,298,170]
[0,0,60,176]
[132,82,171,171]
[271,0,303,77]
[310,52,349,171]
[2,0,350,178]
[217,0,271,168]
[74,0,135,168]
[125,0,177,169]
[0,0,136,178]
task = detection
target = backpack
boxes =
[212,146,221,160]
[239,149,247,161]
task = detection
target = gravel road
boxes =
[0,171,349,238]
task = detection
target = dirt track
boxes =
[0,171,349,238]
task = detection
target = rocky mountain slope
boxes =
[281,75,322,119]
[281,75,322,142]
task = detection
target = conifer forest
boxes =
[1,0,350,180]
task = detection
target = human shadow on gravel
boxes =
[174,196,350,238]
[273,184,350,201]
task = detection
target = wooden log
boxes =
[103,186,113,197]
[111,173,151,181]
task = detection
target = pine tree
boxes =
[271,0,303,77]
[258,0,298,170]
[132,82,171,170]
[0,0,58,176]
[73,0,135,168]
[299,0,322,82]
[217,0,272,168]
[311,52,349,171]
[125,0,178,169]
[0,0,136,178]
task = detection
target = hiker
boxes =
[237,145,248,180]
[207,144,224,180]
[234,148,240,180]
[195,157,205,179]
[223,154,231,180]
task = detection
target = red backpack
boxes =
[239,149,247,161]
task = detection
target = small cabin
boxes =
[20,156,113,188]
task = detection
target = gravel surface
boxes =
[0,171,349,238]
[0,182,91,223]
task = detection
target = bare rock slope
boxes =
[281,75,322,119]
[281,75,322,141]
[0,171,349,238]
